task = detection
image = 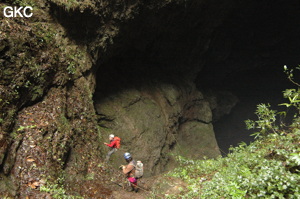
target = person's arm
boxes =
[105,140,116,147]
[122,164,134,174]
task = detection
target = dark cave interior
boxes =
[202,0,300,153]
[94,0,300,154]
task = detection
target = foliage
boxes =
[40,183,82,199]
[283,65,300,88]
[281,65,300,117]
[281,88,300,115]
[163,66,300,198]
[245,103,278,138]
[6,0,36,7]
[40,174,83,199]
[165,129,300,198]
[245,65,300,138]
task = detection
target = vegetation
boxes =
[40,174,83,199]
[162,66,300,198]
[6,0,36,7]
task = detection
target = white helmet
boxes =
[109,134,114,138]
[124,152,131,160]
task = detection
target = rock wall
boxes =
[0,5,102,194]
[95,81,221,176]
[0,0,236,197]
[0,0,163,197]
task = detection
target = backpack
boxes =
[114,136,121,149]
[134,160,143,178]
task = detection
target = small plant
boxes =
[283,65,300,87]
[17,125,36,132]
[67,62,76,75]
[245,103,278,138]
[40,183,68,199]
[39,174,83,199]
[281,65,300,116]
[85,173,95,180]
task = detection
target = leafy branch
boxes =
[283,65,300,87]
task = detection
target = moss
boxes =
[50,114,72,165]
[1,109,16,131]
[49,0,82,11]
[6,0,36,7]
[31,86,44,102]
[65,47,85,76]
[0,0,92,137]
[0,174,17,198]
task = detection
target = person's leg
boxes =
[127,178,134,191]
[105,148,116,162]
[132,181,138,192]
[133,181,138,193]
[128,177,138,192]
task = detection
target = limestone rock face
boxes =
[204,90,239,121]
[0,0,236,197]
[95,82,220,176]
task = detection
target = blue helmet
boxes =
[124,152,131,160]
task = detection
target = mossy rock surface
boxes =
[95,83,221,176]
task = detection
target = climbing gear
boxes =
[135,160,144,178]
[114,136,121,149]
[124,152,131,160]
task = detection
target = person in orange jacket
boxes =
[104,134,118,162]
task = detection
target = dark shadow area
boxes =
[90,0,300,154]
[48,2,104,45]
[93,1,233,99]
[197,0,300,154]
[213,67,295,155]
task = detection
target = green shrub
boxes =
[166,129,300,198]
[164,66,300,198]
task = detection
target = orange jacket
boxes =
[105,139,117,148]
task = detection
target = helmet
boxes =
[109,134,114,138]
[124,152,131,160]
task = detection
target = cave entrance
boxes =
[93,0,300,163]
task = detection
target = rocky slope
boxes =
[95,81,228,176]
